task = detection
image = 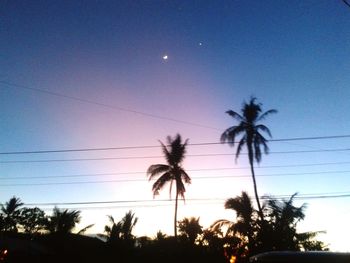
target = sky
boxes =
[1,0,350,251]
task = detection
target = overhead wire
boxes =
[1,148,350,163]
[0,80,220,131]
[0,134,350,155]
[17,191,350,210]
[1,161,350,180]
[0,170,350,186]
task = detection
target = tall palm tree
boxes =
[221,97,277,219]
[147,134,191,238]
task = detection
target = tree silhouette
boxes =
[225,191,257,252]
[147,134,191,238]
[178,217,203,244]
[155,230,167,241]
[45,207,81,234]
[221,97,277,219]
[103,215,121,243]
[119,210,138,243]
[103,210,138,246]
[0,196,24,232]
[19,207,47,234]
[261,194,327,251]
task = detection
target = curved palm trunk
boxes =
[249,160,263,219]
[174,191,178,238]
[247,143,264,221]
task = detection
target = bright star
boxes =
[162,55,168,60]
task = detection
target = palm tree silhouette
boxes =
[102,211,138,247]
[119,210,138,242]
[263,193,307,250]
[46,207,81,234]
[224,192,257,252]
[0,196,23,232]
[221,97,277,218]
[147,134,191,238]
[178,217,203,244]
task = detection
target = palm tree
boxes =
[225,192,257,248]
[0,196,24,232]
[103,215,121,242]
[264,193,307,250]
[103,211,138,244]
[119,210,138,242]
[221,97,277,219]
[178,217,203,244]
[209,192,257,256]
[45,207,81,234]
[147,134,191,238]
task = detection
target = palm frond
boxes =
[225,110,244,122]
[257,109,278,121]
[176,179,186,200]
[180,170,191,184]
[235,136,246,161]
[160,140,172,165]
[152,172,172,196]
[256,124,272,137]
[147,164,170,179]
[221,125,245,144]
[107,215,115,225]
[77,224,94,235]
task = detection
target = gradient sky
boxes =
[1,0,350,251]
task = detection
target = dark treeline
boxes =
[0,192,327,263]
[0,98,327,262]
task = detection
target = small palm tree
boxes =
[103,215,121,242]
[225,192,257,252]
[147,134,191,238]
[119,210,138,241]
[46,207,81,234]
[102,211,138,246]
[264,194,306,250]
[221,97,277,219]
[178,217,203,244]
[0,196,24,232]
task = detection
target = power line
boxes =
[20,191,350,209]
[1,134,350,155]
[1,170,349,186]
[1,148,350,163]
[1,162,350,180]
[23,198,223,206]
[0,80,219,131]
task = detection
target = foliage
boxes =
[155,230,167,241]
[45,207,81,234]
[19,207,47,234]
[0,196,24,232]
[103,210,138,247]
[178,217,203,244]
[214,192,328,259]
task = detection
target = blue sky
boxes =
[1,0,350,251]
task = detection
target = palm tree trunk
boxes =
[247,143,264,220]
[249,160,263,220]
[174,191,178,238]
